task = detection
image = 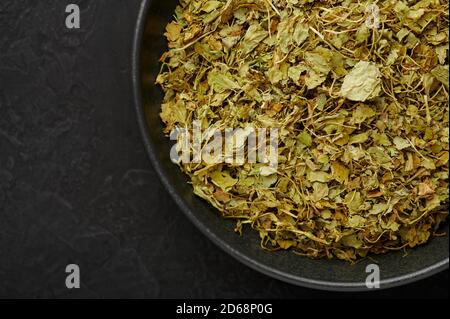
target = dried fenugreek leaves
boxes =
[156,0,449,261]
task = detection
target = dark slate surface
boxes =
[0,0,447,299]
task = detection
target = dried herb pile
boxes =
[156,0,449,261]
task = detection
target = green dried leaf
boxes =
[369,202,388,215]
[348,215,366,228]
[297,131,312,147]
[341,235,363,249]
[207,71,239,93]
[431,65,449,88]
[340,61,382,101]
[351,105,376,124]
[210,169,238,191]
[344,191,363,214]
[293,22,309,46]
[239,23,269,56]
[311,182,329,202]
[393,136,410,150]
[331,162,350,184]
[307,170,331,183]
[349,132,370,144]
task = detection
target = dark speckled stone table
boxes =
[0,0,448,298]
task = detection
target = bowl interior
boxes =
[135,0,449,290]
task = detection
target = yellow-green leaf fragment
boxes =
[431,65,449,88]
[297,131,312,147]
[349,132,370,144]
[307,170,331,183]
[210,169,238,191]
[340,61,382,101]
[207,71,239,93]
[331,162,350,184]
[393,137,410,150]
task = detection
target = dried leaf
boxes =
[340,61,381,101]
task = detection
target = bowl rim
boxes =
[131,0,449,291]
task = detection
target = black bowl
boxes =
[132,0,449,291]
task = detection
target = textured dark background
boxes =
[0,0,448,298]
